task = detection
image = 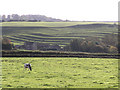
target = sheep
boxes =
[24,63,32,71]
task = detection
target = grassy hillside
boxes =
[2,57,118,88]
[2,22,118,46]
[2,22,117,27]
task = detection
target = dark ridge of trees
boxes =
[64,34,118,53]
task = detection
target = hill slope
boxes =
[2,22,118,47]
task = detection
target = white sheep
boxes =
[24,63,32,71]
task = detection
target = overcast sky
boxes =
[0,0,119,21]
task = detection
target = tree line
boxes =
[64,34,118,53]
[1,14,64,22]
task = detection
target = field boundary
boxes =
[2,50,119,59]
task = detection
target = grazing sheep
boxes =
[24,63,32,71]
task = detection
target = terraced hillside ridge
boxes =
[2,22,118,49]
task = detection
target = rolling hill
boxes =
[2,22,118,47]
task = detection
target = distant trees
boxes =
[2,37,15,50]
[102,34,118,47]
[1,14,63,22]
[64,34,118,53]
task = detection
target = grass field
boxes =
[2,57,118,88]
[2,22,117,27]
[2,22,118,46]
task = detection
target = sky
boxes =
[0,0,119,21]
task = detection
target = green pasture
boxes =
[2,22,118,46]
[2,22,117,27]
[2,57,118,88]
